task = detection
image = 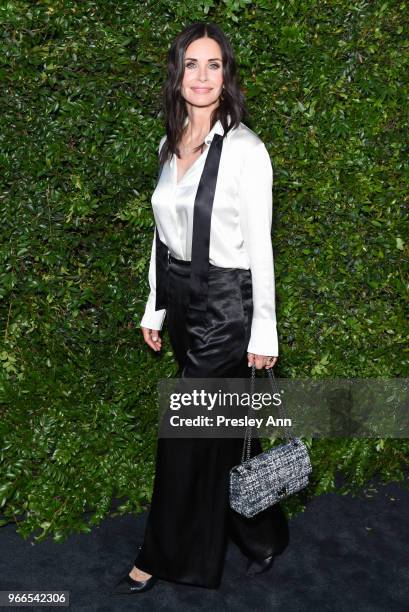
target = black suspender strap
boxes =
[154,133,224,313]
[155,224,169,311]
[189,133,223,311]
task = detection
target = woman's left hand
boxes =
[247,353,278,370]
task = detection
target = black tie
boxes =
[155,133,224,312]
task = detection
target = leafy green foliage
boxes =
[0,1,408,541]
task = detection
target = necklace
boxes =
[179,141,205,154]
[179,125,208,154]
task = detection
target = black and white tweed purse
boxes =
[229,365,312,518]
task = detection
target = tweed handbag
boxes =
[229,364,312,518]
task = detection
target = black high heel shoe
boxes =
[246,553,275,576]
[114,571,158,594]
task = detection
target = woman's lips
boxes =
[192,87,212,93]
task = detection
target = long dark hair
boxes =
[158,21,249,168]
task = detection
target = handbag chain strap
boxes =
[241,365,294,463]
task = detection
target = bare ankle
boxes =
[129,565,152,581]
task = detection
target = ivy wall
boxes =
[0,1,408,541]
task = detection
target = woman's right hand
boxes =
[141,326,162,352]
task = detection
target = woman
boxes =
[115,21,289,594]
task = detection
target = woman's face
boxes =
[180,36,223,109]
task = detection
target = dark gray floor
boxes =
[1,478,408,611]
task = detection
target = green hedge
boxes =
[0,1,408,542]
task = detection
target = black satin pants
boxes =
[134,257,289,589]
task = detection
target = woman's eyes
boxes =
[185,62,221,69]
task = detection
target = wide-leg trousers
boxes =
[134,257,290,589]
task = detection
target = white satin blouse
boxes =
[140,115,279,356]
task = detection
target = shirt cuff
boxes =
[247,317,279,356]
[140,309,166,330]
